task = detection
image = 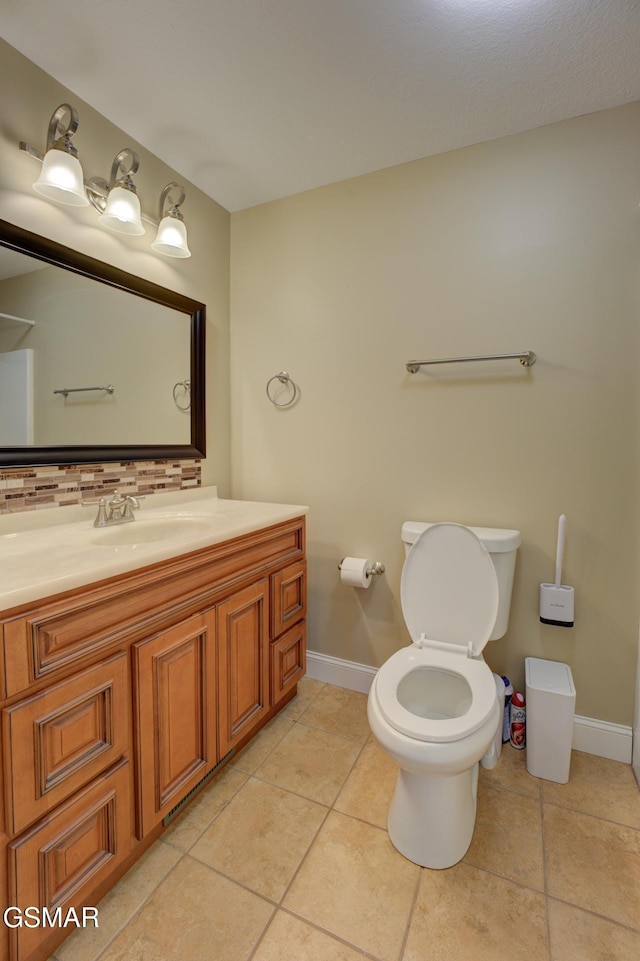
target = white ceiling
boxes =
[3,0,640,212]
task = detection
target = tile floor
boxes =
[50,679,640,961]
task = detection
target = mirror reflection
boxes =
[0,220,205,466]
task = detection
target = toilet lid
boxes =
[401,523,499,657]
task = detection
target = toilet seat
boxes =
[401,523,499,655]
[375,523,500,744]
[374,645,497,743]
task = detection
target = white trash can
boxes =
[525,657,576,783]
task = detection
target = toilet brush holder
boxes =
[540,583,574,627]
[539,514,574,627]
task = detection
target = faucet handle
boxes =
[122,494,144,519]
[93,498,108,528]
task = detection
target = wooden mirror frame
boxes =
[0,219,205,467]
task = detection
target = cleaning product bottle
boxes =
[501,676,513,742]
[510,691,526,749]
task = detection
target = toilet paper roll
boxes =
[340,557,371,589]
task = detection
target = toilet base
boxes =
[387,763,479,869]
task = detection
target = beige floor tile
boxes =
[544,804,640,930]
[97,856,273,961]
[403,862,548,961]
[162,764,248,851]
[256,722,362,805]
[55,841,181,961]
[334,737,398,828]
[284,810,420,961]
[298,685,371,742]
[479,743,541,798]
[229,714,293,773]
[548,898,640,961]
[465,783,544,890]
[252,910,371,961]
[542,751,640,827]
[190,777,327,901]
[280,676,326,719]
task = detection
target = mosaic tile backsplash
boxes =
[0,460,201,514]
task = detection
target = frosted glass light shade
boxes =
[33,150,89,207]
[151,215,191,258]
[99,186,145,235]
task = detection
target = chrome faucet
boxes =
[91,490,144,528]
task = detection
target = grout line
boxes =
[274,906,386,960]
[160,766,250,854]
[295,716,371,744]
[545,893,640,936]
[540,772,552,961]
[540,795,640,831]
[87,853,187,961]
[397,866,422,961]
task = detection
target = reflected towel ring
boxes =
[266,371,299,408]
[173,379,191,411]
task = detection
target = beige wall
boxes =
[230,102,640,726]
[0,39,230,490]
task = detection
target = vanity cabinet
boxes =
[0,516,306,961]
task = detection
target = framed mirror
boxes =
[0,219,205,467]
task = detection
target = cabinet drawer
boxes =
[270,622,306,705]
[7,758,132,961]
[2,653,129,837]
[271,560,306,638]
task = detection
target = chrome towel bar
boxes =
[406,351,536,373]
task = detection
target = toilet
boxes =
[367,521,520,869]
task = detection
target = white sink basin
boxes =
[89,517,214,547]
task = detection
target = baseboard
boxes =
[306,651,634,764]
[305,651,377,694]
[572,715,633,763]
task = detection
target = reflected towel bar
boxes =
[53,384,115,397]
[406,351,536,373]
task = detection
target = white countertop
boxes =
[0,487,308,611]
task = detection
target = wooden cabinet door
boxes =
[133,612,217,838]
[217,581,270,756]
[2,653,129,837]
[8,758,132,961]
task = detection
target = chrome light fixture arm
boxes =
[158,182,186,222]
[19,103,80,161]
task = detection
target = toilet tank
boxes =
[401,522,521,640]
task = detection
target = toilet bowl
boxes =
[367,521,520,869]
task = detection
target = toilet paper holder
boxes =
[338,559,386,577]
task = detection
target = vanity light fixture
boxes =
[26,103,89,207]
[19,104,193,259]
[151,182,191,258]
[88,149,145,236]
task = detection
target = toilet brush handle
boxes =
[555,514,566,587]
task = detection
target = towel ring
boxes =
[173,379,191,411]
[266,371,299,408]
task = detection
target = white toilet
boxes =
[367,521,520,869]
